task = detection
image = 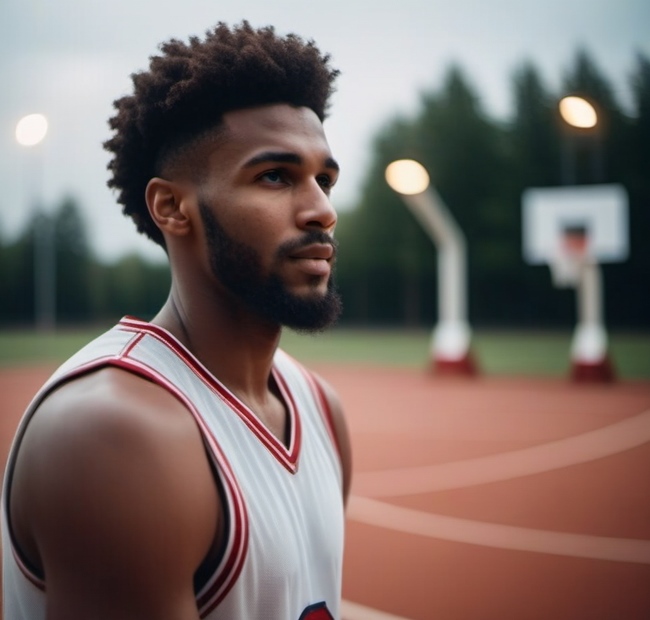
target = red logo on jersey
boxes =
[299,601,334,619]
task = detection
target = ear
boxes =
[145,177,193,238]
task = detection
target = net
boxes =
[549,226,588,288]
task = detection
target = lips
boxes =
[287,243,335,277]
[288,243,335,261]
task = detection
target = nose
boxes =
[295,179,337,232]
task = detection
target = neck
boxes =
[152,282,283,403]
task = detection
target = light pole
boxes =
[557,97,613,381]
[385,159,476,375]
[15,113,56,331]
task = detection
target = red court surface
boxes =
[2,364,650,619]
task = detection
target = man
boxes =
[2,21,352,620]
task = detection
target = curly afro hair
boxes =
[104,21,340,248]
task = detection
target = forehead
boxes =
[212,104,332,166]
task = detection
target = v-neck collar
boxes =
[118,316,301,474]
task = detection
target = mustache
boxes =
[277,230,338,259]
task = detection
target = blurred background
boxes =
[1,0,649,333]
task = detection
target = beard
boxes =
[199,200,342,333]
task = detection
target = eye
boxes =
[260,170,284,184]
[317,174,336,192]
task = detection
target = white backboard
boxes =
[522,184,629,265]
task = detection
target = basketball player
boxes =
[2,22,352,620]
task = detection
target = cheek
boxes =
[209,186,294,253]
[234,206,291,247]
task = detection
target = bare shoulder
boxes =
[24,365,195,442]
[10,366,216,619]
[14,366,208,488]
[310,371,353,507]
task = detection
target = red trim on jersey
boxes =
[8,343,250,613]
[120,330,144,357]
[299,366,342,465]
[105,356,249,616]
[118,317,302,474]
[10,546,45,591]
[272,366,302,464]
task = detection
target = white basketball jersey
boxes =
[2,317,344,620]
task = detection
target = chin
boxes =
[292,274,331,295]
[294,284,330,301]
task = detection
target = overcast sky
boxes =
[1,0,648,263]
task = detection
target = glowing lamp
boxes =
[559,97,597,129]
[15,114,49,147]
[385,159,430,196]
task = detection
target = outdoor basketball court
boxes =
[1,362,649,619]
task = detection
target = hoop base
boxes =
[570,357,615,383]
[431,352,478,377]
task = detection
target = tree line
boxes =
[1,48,648,329]
[335,48,650,328]
[0,197,170,326]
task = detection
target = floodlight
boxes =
[559,97,597,129]
[385,159,430,195]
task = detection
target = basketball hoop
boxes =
[549,226,588,288]
[522,184,629,382]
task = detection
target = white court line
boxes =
[354,409,650,497]
[347,495,650,564]
[342,599,412,620]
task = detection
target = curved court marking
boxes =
[342,599,412,620]
[347,495,650,564]
[353,409,650,497]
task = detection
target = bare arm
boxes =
[9,368,219,620]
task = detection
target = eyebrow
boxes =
[243,151,340,172]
